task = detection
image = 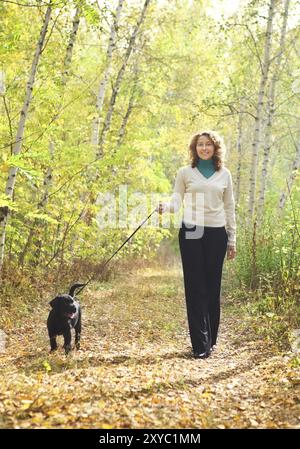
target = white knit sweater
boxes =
[164,165,237,246]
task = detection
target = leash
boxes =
[75,207,158,295]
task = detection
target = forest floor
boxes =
[0,263,299,429]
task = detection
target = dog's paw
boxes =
[64,345,72,355]
[75,343,80,350]
[50,347,58,353]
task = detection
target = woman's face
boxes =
[196,135,215,160]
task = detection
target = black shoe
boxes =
[193,351,210,359]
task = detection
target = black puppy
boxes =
[47,283,85,354]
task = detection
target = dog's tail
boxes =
[69,283,86,297]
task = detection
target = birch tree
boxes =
[91,0,124,153]
[18,141,55,266]
[235,99,244,207]
[116,46,141,148]
[62,6,81,86]
[278,138,300,210]
[97,0,151,158]
[0,4,52,271]
[24,6,82,265]
[248,0,276,220]
[258,0,290,219]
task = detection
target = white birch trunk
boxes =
[97,0,151,158]
[258,0,290,218]
[32,140,55,263]
[278,142,300,210]
[32,8,81,262]
[18,141,55,266]
[91,0,124,149]
[40,140,54,208]
[0,5,52,270]
[0,70,5,95]
[117,89,135,148]
[116,57,139,147]
[248,0,276,220]
[62,6,81,86]
[235,101,244,207]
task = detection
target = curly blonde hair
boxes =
[189,130,226,171]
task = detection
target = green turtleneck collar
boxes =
[196,158,216,179]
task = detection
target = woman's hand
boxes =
[156,201,168,215]
[227,245,236,260]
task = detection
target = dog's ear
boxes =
[49,297,59,308]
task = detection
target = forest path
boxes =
[0,264,298,429]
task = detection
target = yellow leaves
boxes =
[201,390,212,399]
[46,408,63,417]
[19,399,35,411]
[0,155,9,172]
[42,360,52,373]
[50,414,69,426]
[0,265,299,429]
[29,414,45,426]
[0,193,18,210]
[36,372,44,383]
[150,396,161,405]
[25,211,59,225]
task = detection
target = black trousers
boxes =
[178,220,228,354]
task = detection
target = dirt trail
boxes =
[0,266,298,429]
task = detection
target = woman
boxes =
[156,130,236,359]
